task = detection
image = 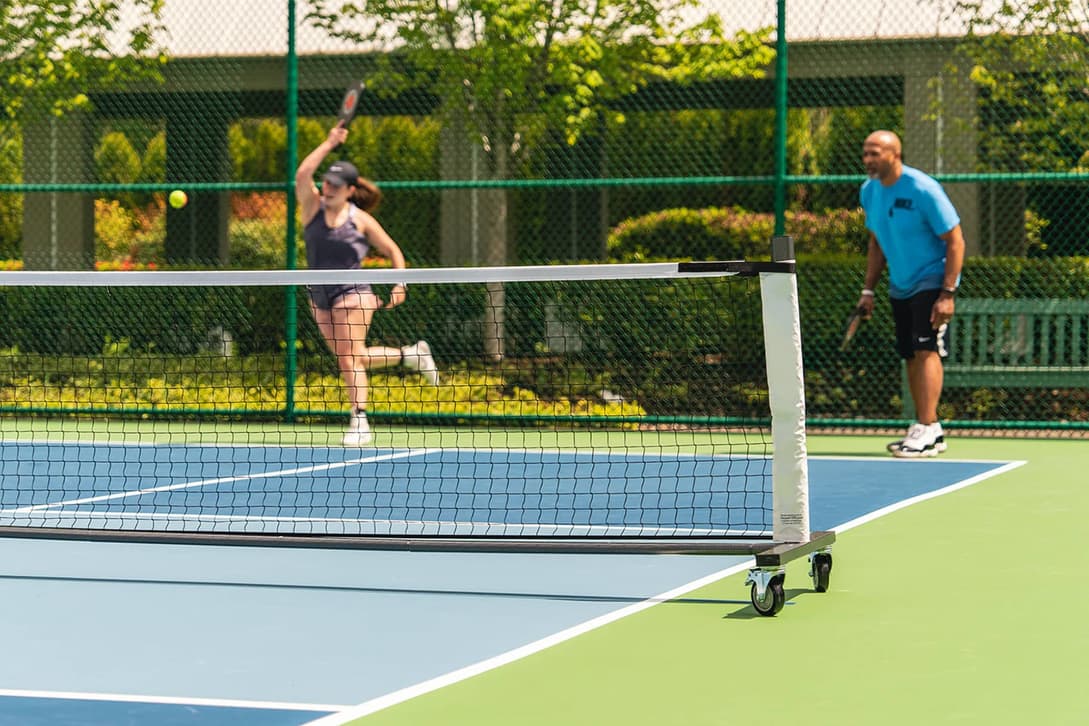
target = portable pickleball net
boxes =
[0,240,832,615]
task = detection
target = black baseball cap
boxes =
[323,161,360,187]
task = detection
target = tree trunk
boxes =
[481,141,509,362]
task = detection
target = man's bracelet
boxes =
[860,288,876,297]
[941,286,957,296]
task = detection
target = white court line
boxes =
[300,458,1026,726]
[0,449,440,516]
[809,453,1022,464]
[0,687,348,712]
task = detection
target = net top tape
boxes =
[0,261,794,287]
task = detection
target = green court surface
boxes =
[348,435,1087,726]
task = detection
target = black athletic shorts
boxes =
[890,288,949,360]
[307,283,372,311]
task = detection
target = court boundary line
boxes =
[0,687,347,712]
[299,458,1023,726]
[809,454,1021,464]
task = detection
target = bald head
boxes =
[865,130,901,156]
[862,130,903,184]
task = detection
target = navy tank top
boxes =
[304,203,371,309]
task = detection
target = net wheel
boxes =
[750,574,786,616]
[811,552,833,593]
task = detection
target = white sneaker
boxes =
[402,340,440,386]
[893,422,946,458]
[888,423,948,455]
[342,411,372,446]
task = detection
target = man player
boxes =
[856,130,966,457]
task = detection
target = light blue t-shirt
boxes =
[860,165,960,299]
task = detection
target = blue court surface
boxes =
[0,446,1015,726]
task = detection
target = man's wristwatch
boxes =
[941,286,957,296]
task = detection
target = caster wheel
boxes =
[750,574,786,616]
[811,552,833,593]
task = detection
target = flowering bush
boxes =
[95,198,165,266]
[94,260,159,271]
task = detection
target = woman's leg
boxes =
[315,292,404,412]
[313,292,440,420]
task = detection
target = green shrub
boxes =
[4,254,1089,423]
[140,131,166,186]
[229,217,291,269]
[606,206,868,261]
[95,132,141,186]
[231,120,288,182]
[0,129,22,259]
[96,130,162,210]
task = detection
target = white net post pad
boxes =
[760,269,810,543]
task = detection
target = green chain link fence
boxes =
[1,0,1087,430]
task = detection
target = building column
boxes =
[165,94,233,264]
[21,114,95,270]
[903,55,981,257]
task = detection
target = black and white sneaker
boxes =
[886,423,916,453]
[892,422,947,458]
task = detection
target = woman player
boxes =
[295,123,439,445]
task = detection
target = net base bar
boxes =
[753,529,835,567]
[0,525,834,558]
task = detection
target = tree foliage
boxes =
[306,0,773,176]
[0,1,166,140]
[942,0,1089,171]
